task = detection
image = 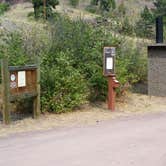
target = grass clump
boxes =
[0,2,10,15]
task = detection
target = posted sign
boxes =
[103,47,116,76]
[18,71,26,87]
[9,65,38,96]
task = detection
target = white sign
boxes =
[10,74,16,81]
[18,71,26,87]
[106,57,113,70]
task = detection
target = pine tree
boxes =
[32,0,59,19]
[91,0,116,12]
[135,6,154,38]
[100,0,116,12]
[153,0,166,16]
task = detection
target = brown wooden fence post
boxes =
[33,57,41,118]
[1,58,10,124]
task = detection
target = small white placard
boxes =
[18,71,26,87]
[10,74,16,81]
[106,57,113,70]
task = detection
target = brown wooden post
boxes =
[33,57,41,118]
[107,74,119,111]
[108,75,115,111]
[1,58,10,124]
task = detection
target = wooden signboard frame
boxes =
[103,46,116,76]
[1,58,40,124]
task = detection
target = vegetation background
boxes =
[0,0,165,114]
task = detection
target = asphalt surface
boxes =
[0,112,166,166]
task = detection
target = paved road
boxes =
[1,112,166,166]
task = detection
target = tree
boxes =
[153,0,166,16]
[135,6,154,38]
[91,0,116,12]
[32,0,59,19]
[70,0,79,8]
[91,0,99,5]
[100,0,116,12]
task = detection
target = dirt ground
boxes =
[0,92,166,138]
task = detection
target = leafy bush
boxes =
[85,5,98,14]
[91,0,116,12]
[41,51,88,113]
[0,32,28,65]
[115,40,147,95]
[135,6,155,38]
[0,2,10,15]
[48,16,119,101]
[116,47,147,85]
[69,0,79,8]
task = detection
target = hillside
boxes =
[1,0,154,17]
[59,0,154,17]
[0,1,153,56]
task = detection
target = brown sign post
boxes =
[103,47,120,111]
[1,58,40,124]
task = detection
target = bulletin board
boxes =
[1,59,40,124]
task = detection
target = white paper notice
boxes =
[18,71,26,87]
[106,57,113,69]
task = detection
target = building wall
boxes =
[148,45,166,97]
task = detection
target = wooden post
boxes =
[33,57,41,118]
[1,58,10,124]
[108,76,115,111]
[107,75,120,111]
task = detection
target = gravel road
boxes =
[0,112,166,166]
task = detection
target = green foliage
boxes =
[47,16,112,102]
[120,17,135,36]
[0,15,148,113]
[135,0,166,38]
[98,2,135,37]
[32,0,59,19]
[153,0,166,16]
[117,2,126,17]
[85,5,98,13]
[135,6,155,38]
[116,44,147,89]
[100,0,116,12]
[0,32,28,65]
[89,0,116,13]
[0,2,10,15]
[69,0,79,8]
[41,51,88,113]
[91,0,99,5]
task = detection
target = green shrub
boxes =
[48,16,118,101]
[32,0,59,19]
[0,16,148,113]
[90,0,116,13]
[69,0,79,8]
[116,42,147,94]
[41,51,88,113]
[85,5,98,14]
[135,6,155,38]
[0,2,10,15]
[0,32,28,65]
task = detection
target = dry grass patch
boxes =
[0,92,166,138]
